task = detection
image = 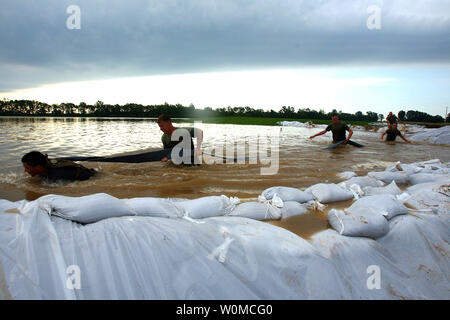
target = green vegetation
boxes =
[0,99,447,126]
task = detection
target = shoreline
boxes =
[1,115,448,128]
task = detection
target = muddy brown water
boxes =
[1,117,449,239]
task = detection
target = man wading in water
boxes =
[157,114,203,165]
[381,122,411,143]
[386,111,405,129]
[309,114,353,144]
[22,151,96,182]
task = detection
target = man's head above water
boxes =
[21,151,48,177]
[21,151,97,181]
[157,114,176,135]
[331,113,340,124]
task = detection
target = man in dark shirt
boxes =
[22,151,96,182]
[381,123,410,143]
[386,112,405,129]
[157,114,203,164]
[386,112,397,127]
[310,114,353,144]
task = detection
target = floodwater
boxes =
[1,117,449,238]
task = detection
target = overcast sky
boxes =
[1,0,449,115]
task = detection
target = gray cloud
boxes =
[1,0,449,91]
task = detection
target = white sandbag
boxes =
[305,183,354,203]
[398,163,423,175]
[38,193,136,224]
[411,159,444,168]
[386,162,439,175]
[348,184,364,199]
[346,194,409,220]
[228,202,281,220]
[368,171,409,184]
[420,159,442,165]
[339,176,384,189]
[176,195,239,219]
[384,162,400,172]
[385,162,424,174]
[261,186,314,203]
[363,181,403,196]
[337,171,357,179]
[280,201,308,219]
[123,197,183,218]
[327,209,390,239]
[408,173,447,185]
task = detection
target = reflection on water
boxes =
[1,117,449,238]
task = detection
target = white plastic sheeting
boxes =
[311,210,450,299]
[2,195,448,300]
[409,125,450,145]
[404,180,450,215]
[0,159,449,300]
[0,199,348,299]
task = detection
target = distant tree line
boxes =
[397,110,446,123]
[0,99,445,123]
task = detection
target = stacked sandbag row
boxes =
[37,193,241,224]
[36,187,317,225]
[12,159,450,235]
